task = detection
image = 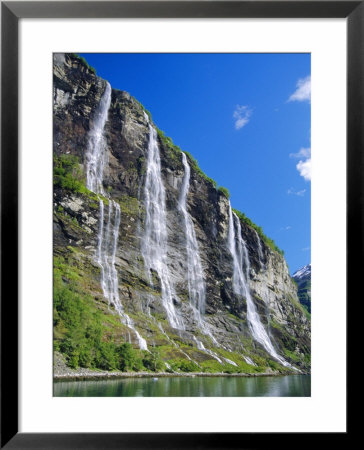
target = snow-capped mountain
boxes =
[293,264,311,282]
[293,264,311,314]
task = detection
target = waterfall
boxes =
[228,205,290,367]
[244,356,256,366]
[224,357,238,367]
[158,322,201,369]
[86,82,112,194]
[192,336,238,366]
[193,337,223,364]
[178,152,226,359]
[86,83,147,350]
[141,114,184,330]
[179,152,206,315]
[253,229,265,269]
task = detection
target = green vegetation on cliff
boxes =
[292,276,311,315]
[218,186,230,199]
[183,151,217,188]
[54,253,155,372]
[54,153,110,205]
[130,98,219,189]
[70,53,97,75]
[233,208,284,256]
[54,255,121,370]
[133,97,153,122]
[54,154,87,194]
[53,251,284,374]
[297,281,311,315]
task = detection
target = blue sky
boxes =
[80,53,311,274]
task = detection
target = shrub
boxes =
[119,195,140,216]
[133,98,153,121]
[218,186,230,199]
[54,256,146,371]
[232,208,284,256]
[96,342,118,371]
[70,54,97,75]
[184,151,217,188]
[142,347,164,372]
[118,343,136,371]
[54,154,104,208]
[54,153,87,194]
[170,358,199,373]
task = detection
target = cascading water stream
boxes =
[157,322,202,369]
[86,83,111,194]
[179,152,206,315]
[193,337,223,363]
[244,356,256,366]
[141,119,226,363]
[227,205,290,367]
[141,113,184,330]
[253,229,265,270]
[179,153,236,366]
[86,82,147,350]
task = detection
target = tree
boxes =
[118,343,136,371]
[143,347,163,372]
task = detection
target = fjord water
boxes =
[54,375,310,397]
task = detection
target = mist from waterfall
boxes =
[228,205,289,367]
[141,114,184,330]
[86,82,147,350]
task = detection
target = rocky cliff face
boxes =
[53,54,310,374]
[293,264,311,314]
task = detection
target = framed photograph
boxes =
[52,50,312,394]
[1,1,358,448]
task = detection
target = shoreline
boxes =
[54,370,309,382]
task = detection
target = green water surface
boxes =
[54,374,310,397]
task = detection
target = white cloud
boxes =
[290,146,311,181]
[288,75,311,102]
[302,247,310,252]
[287,188,306,196]
[290,147,311,159]
[233,105,252,130]
[296,158,311,181]
[280,226,292,231]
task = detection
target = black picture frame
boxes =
[1,1,359,448]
